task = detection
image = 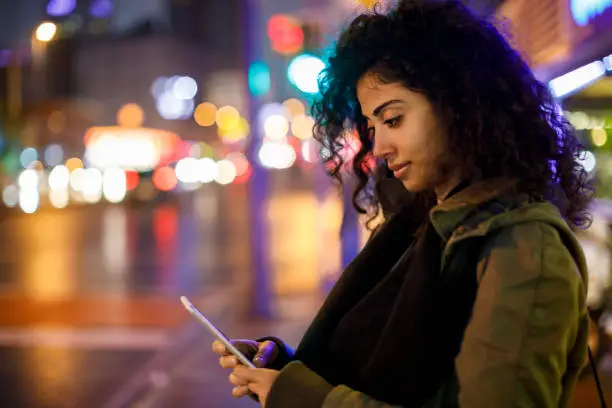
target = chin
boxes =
[400,178,427,193]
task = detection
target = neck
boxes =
[435,175,466,204]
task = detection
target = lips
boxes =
[388,162,410,179]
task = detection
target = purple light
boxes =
[0,50,11,68]
[90,0,114,18]
[46,0,76,17]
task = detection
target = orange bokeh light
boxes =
[152,166,177,192]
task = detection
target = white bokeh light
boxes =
[264,114,290,141]
[48,165,70,191]
[198,158,218,183]
[102,168,127,203]
[175,157,201,184]
[215,159,237,185]
[172,76,198,100]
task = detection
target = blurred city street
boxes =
[0,185,609,407]
[0,182,347,407]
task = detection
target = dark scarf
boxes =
[292,182,479,407]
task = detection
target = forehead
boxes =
[356,74,408,113]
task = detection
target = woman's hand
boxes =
[212,339,280,399]
[231,366,280,407]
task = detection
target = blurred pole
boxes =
[31,38,48,103]
[242,0,273,319]
[340,173,360,269]
[7,53,22,126]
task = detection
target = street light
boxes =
[35,22,58,43]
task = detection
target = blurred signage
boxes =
[83,126,181,171]
[571,0,612,26]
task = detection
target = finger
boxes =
[228,372,248,386]
[219,355,238,368]
[253,341,276,368]
[212,340,226,355]
[232,385,249,398]
[233,365,257,381]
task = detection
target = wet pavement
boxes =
[0,181,610,407]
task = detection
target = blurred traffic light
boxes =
[248,61,271,96]
[267,14,304,55]
[287,54,325,94]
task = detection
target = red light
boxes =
[268,14,303,55]
[152,166,177,192]
[125,170,140,191]
[233,165,252,184]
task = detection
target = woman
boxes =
[213,0,593,407]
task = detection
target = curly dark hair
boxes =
[312,0,593,229]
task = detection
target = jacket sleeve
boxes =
[265,361,403,408]
[455,222,588,408]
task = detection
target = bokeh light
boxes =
[288,54,325,94]
[102,168,127,203]
[151,77,167,98]
[264,114,289,141]
[216,106,241,132]
[2,185,19,207]
[47,0,77,17]
[19,189,39,214]
[580,150,596,173]
[283,98,305,118]
[44,144,64,167]
[175,157,201,184]
[117,103,144,127]
[592,128,607,147]
[82,168,103,203]
[215,159,237,185]
[18,169,39,189]
[69,168,86,191]
[291,114,315,140]
[258,141,297,169]
[125,170,140,191]
[194,102,217,127]
[153,166,177,191]
[198,158,218,183]
[219,117,250,143]
[65,157,84,172]
[157,92,194,120]
[172,76,198,100]
[20,148,38,168]
[35,22,58,42]
[49,190,69,208]
[89,0,113,18]
[248,61,271,96]
[267,14,304,55]
[48,165,70,191]
[226,152,250,176]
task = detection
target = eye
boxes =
[384,115,403,128]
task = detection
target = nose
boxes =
[372,128,394,161]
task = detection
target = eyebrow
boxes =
[365,99,404,120]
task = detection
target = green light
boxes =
[248,61,271,96]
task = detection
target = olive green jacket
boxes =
[265,179,589,408]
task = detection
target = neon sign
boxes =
[571,0,612,26]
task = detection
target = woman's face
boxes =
[357,73,460,197]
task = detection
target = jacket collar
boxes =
[429,178,520,242]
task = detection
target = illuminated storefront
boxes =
[499,0,612,197]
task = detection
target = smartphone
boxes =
[180,296,256,368]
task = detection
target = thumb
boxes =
[252,341,277,368]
